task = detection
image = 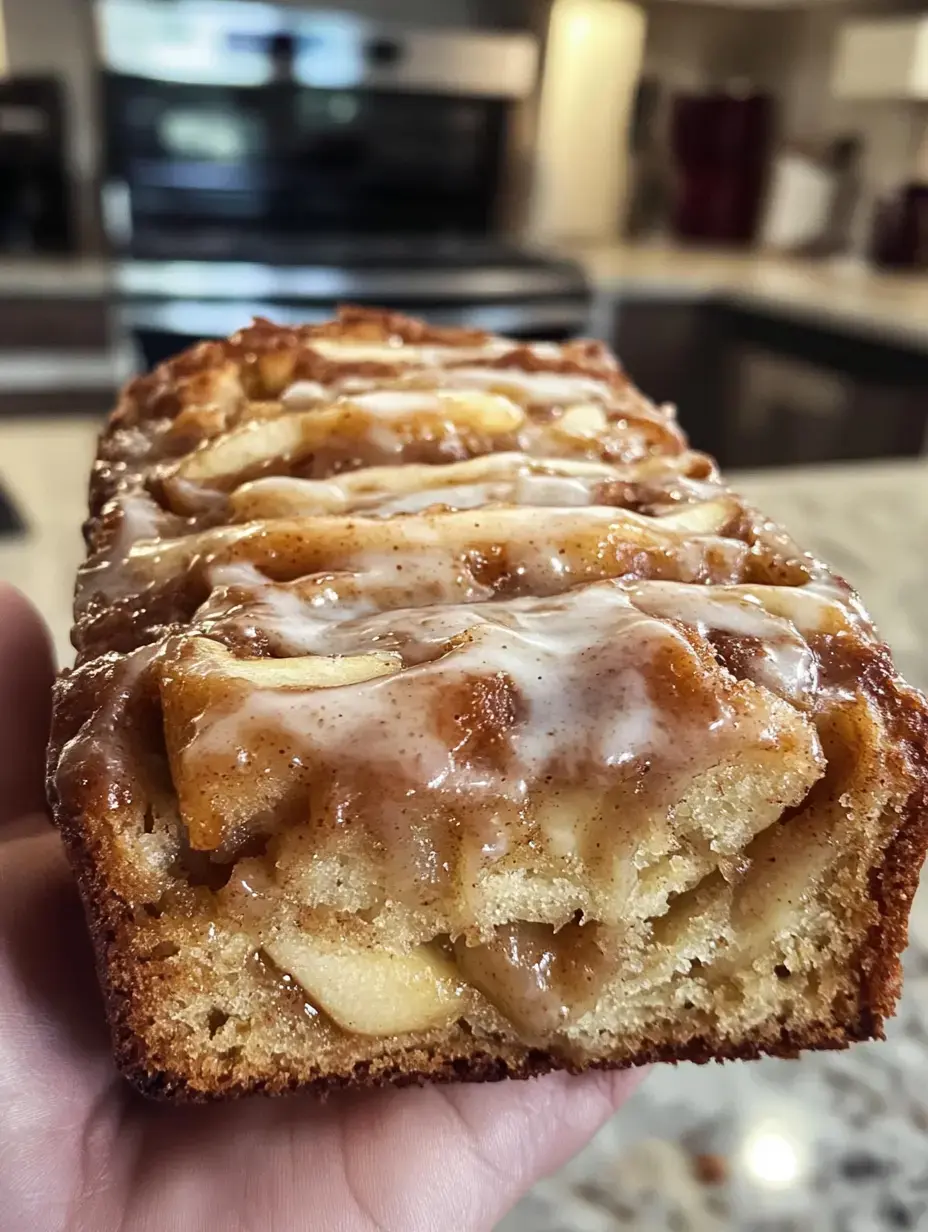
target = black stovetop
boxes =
[128,229,577,274]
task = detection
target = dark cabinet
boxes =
[609,299,707,412]
[0,294,117,418]
[720,343,926,467]
[0,295,108,350]
[611,297,928,468]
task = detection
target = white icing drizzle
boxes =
[625,581,819,706]
[433,366,616,407]
[303,339,513,365]
[802,571,873,631]
[376,480,521,515]
[200,562,383,651]
[232,475,350,517]
[348,389,521,420]
[713,582,858,635]
[232,472,604,520]
[117,490,165,543]
[230,454,625,520]
[280,368,629,429]
[197,554,495,653]
[184,582,746,805]
[127,503,745,612]
[281,380,327,404]
[167,390,529,509]
[76,490,176,610]
[195,566,827,713]
[379,472,602,515]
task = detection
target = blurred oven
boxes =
[0,76,74,255]
[94,0,590,363]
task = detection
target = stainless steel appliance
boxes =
[0,76,75,255]
[94,0,590,366]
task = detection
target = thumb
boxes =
[0,585,55,827]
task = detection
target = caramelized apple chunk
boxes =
[159,636,401,851]
[454,920,611,1041]
[265,932,465,1036]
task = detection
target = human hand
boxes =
[0,584,640,1232]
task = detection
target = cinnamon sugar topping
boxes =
[51,307,921,1056]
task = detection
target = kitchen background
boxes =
[3,0,928,1228]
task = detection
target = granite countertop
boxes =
[2,419,928,1229]
[572,243,928,352]
[4,245,928,356]
[0,256,112,298]
[501,459,928,1232]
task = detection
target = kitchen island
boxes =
[4,243,928,469]
[2,416,928,1230]
[576,241,928,351]
[7,245,928,347]
[572,245,928,469]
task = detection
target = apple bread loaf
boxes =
[47,308,928,1100]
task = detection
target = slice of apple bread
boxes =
[48,308,928,1099]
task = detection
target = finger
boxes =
[115,1061,646,1232]
[0,585,55,826]
[0,830,114,1232]
[0,830,109,1067]
[347,1066,646,1231]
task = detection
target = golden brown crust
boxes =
[47,680,926,1101]
[44,765,897,1102]
[47,306,928,1100]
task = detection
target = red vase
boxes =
[670,91,773,246]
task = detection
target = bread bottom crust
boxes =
[51,781,921,1102]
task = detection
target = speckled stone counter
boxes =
[1,420,927,1230]
[570,242,928,353]
[5,246,928,360]
[502,460,928,1232]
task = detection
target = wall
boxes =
[641,0,928,253]
[1,0,99,245]
[642,2,797,93]
[2,0,97,176]
[783,7,926,203]
[529,0,647,242]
